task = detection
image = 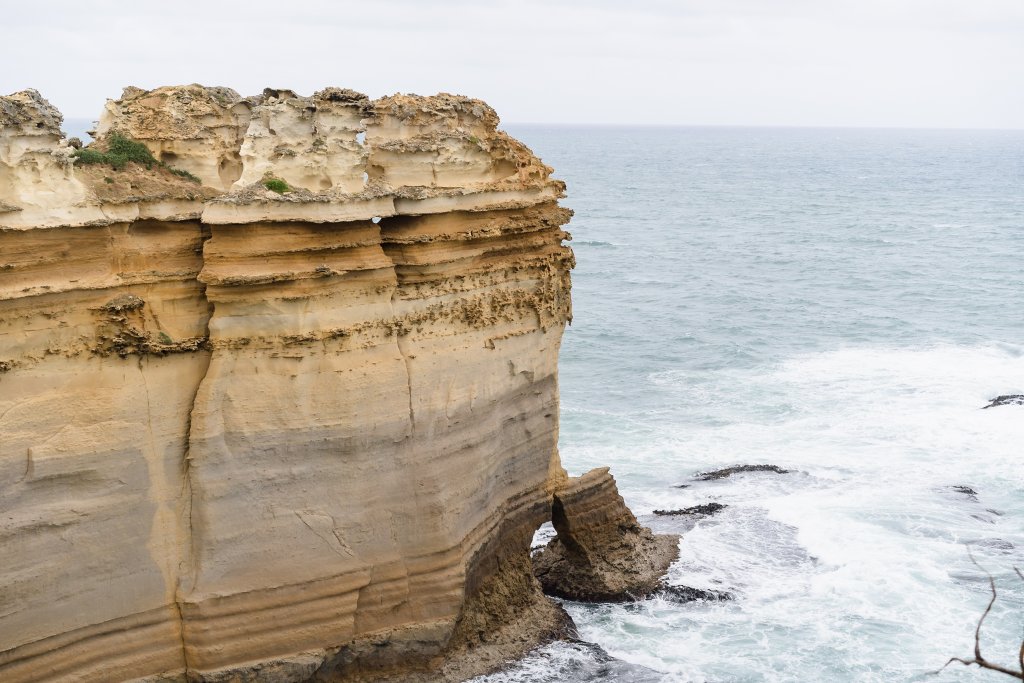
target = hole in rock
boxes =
[356,131,366,145]
[531,521,557,555]
[527,520,557,589]
[550,495,585,557]
[218,153,243,188]
[362,172,369,185]
[492,159,518,180]
[371,216,381,224]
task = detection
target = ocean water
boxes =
[478,125,1024,683]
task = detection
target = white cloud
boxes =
[2,0,1021,128]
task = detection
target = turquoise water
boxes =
[483,126,1024,682]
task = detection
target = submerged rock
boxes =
[981,394,1024,409]
[694,464,791,481]
[949,485,979,500]
[653,502,728,517]
[658,585,733,603]
[533,468,680,602]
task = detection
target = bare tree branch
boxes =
[1017,568,1024,677]
[937,550,1024,680]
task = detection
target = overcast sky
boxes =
[3,0,1023,128]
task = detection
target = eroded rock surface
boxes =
[532,468,680,602]
[0,84,611,683]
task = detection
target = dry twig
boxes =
[938,548,1023,680]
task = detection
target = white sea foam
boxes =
[554,344,1024,682]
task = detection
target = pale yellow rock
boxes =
[0,85,577,683]
[95,84,251,191]
[0,90,103,229]
[233,88,370,193]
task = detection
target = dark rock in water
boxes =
[653,502,728,517]
[981,394,1024,409]
[533,468,680,602]
[694,464,791,481]
[672,484,691,489]
[950,485,978,500]
[659,585,733,603]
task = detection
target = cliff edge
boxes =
[0,85,676,682]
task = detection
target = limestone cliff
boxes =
[0,85,675,682]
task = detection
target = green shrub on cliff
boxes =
[167,167,201,183]
[72,132,200,183]
[73,132,157,170]
[263,177,290,194]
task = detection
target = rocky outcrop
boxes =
[532,468,680,602]
[693,464,791,480]
[981,394,1024,409]
[0,85,673,683]
[653,502,728,517]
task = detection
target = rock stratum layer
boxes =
[0,85,676,682]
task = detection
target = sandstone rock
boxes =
[0,85,667,683]
[231,87,371,194]
[533,468,681,602]
[0,89,98,228]
[95,84,251,190]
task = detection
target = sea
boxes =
[64,120,1024,683]
[484,125,1024,683]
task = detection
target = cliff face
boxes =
[0,85,671,683]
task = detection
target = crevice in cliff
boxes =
[173,224,215,676]
[382,221,416,436]
[396,332,415,434]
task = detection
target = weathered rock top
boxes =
[0,88,64,131]
[0,84,564,229]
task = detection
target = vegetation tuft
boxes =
[167,167,201,183]
[73,132,201,183]
[74,132,157,170]
[263,177,290,193]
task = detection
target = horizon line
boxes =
[501,121,1024,133]
[58,115,1024,134]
